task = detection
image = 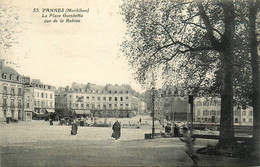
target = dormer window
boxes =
[2,73,7,79]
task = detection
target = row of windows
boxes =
[197,110,220,116]
[71,95,129,101]
[34,101,53,108]
[70,102,129,109]
[234,110,253,116]
[35,92,53,99]
[2,98,23,108]
[73,89,129,94]
[2,73,23,82]
[196,100,221,106]
[2,86,22,96]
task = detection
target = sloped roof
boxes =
[2,66,20,76]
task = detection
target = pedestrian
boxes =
[49,119,53,126]
[165,123,171,134]
[179,127,199,167]
[71,123,78,135]
[112,120,121,140]
[174,124,180,137]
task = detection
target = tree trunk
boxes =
[216,0,237,149]
[249,0,260,162]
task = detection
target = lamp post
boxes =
[151,87,155,139]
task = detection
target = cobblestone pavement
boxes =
[0,120,254,167]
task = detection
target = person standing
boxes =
[179,127,199,167]
[49,119,53,126]
[112,120,121,140]
[71,123,78,135]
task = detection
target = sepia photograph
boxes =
[0,0,259,166]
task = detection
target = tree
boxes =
[248,0,260,161]
[120,0,254,150]
[0,1,24,63]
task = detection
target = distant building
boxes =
[0,60,30,121]
[194,97,253,125]
[30,79,55,115]
[56,82,146,118]
[154,85,254,125]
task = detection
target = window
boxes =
[126,103,129,109]
[46,93,48,98]
[37,92,39,97]
[103,97,106,101]
[197,109,201,116]
[69,102,72,107]
[3,98,7,107]
[249,118,252,122]
[114,104,117,109]
[41,93,44,98]
[86,103,90,108]
[210,100,215,106]
[92,104,95,109]
[115,97,117,101]
[3,86,7,95]
[18,99,22,108]
[11,99,15,107]
[120,97,123,101]
[34,100,36,106]
[50,102,53,107]
[81,103,84,108]
[242,111,246,116]
[46,101,48,107]
[103,104,106,109]
[97,104,100,109]
[27,103,30,108]
[109,97,112,101]
[203,101,209,106]
[18,88,22,96]
[243,118,246,122]
[92,97,95,101]
[196,101,202,106]
[109,104,112,108]
[211,110,216,116]
[70,95,72,98]
[120,104,123,109]
[50,94,53,99]
[126,96,129,100]
[41,101,45,107]
[37,101,40,107]
[86,96,89,100]
[203,110,209,116]
[11,88,15,96]
[75,104,79,108]
[249,111,253,116]
[97,97,101,101]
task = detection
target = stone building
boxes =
[30,79,55,115]
[0,61,30,121]
[56,82,146,118]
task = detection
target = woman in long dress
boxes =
[112,120,121,140]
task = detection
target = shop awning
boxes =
[75,110,91,115]
[46,109,55,113]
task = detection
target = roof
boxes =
[2,66,20,76]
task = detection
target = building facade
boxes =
[0,61,30,121]
[30,79,55,115]
[194,97,253,125]
[56,82,146,118]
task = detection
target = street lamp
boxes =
[151,87,155,139]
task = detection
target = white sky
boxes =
[1,0,147,92]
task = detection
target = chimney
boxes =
[0,60,3,70]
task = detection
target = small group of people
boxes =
[164,123,180,137]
